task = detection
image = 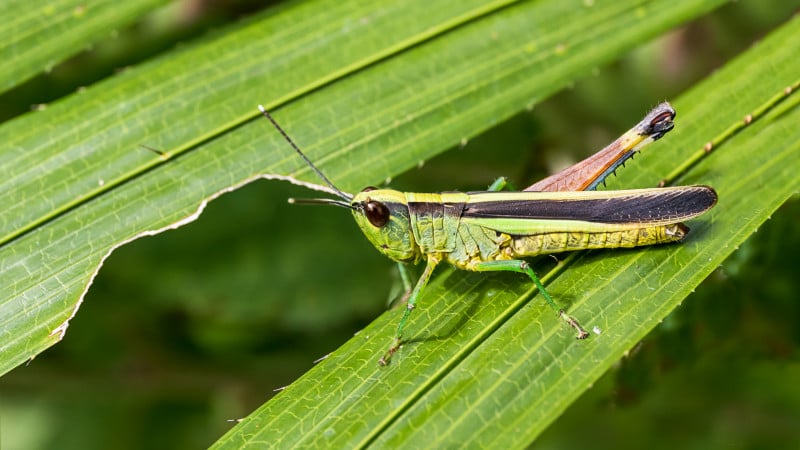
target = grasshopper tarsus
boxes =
[379,339,401,366]
[559,310,590,339]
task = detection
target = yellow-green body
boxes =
[349,185,714,364]
[352,188,697,272]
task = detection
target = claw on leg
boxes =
[559,309,589,339]
[379,338,401,366]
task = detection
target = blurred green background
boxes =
[1,1,798,449]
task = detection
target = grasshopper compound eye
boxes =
[364,200,390,227]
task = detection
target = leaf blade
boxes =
[0,0,170,93]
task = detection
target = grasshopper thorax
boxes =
[351,187,421,264]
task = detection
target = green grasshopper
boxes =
[258,103,717,365]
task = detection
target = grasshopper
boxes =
[258,103,717,365]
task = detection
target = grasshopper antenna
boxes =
[288,197,354,209]
[258,105,352,202]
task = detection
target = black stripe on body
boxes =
[463,186,717,224]
[407,201,443,217]
[407,201,467,218]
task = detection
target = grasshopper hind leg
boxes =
[471,259,589,339]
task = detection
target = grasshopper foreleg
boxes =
[487,176,517,192]
[379,256,440,365]
[397,262,414,294]
[386,262,415,308]
[471,259,589,339]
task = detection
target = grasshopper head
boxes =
[257,105,418,264]
[351,187,420,263]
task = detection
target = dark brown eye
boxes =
[364,200,390,227]
[361,186,378,192]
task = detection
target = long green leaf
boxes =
[1,0,522,373]
[4,0,798,447]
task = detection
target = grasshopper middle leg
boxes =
[471,259,589,339]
